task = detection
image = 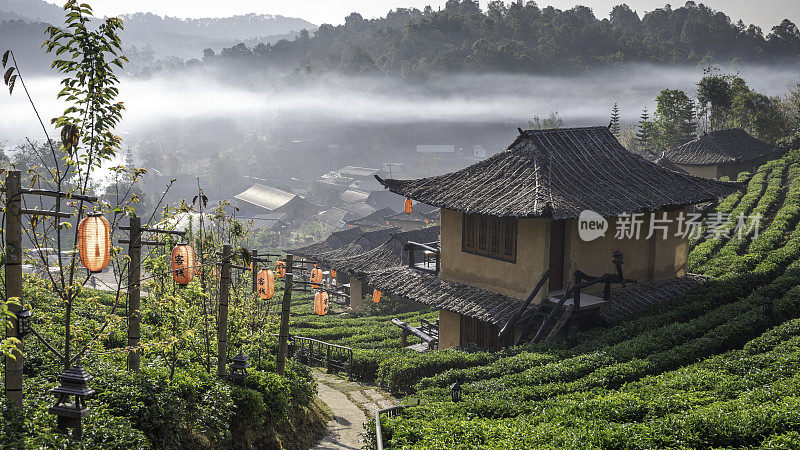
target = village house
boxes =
[232,184,320,223]
[365,126,740,349]
[662,128,787,179]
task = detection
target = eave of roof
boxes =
[377,127,741,219]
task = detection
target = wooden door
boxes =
[549,220,565,290]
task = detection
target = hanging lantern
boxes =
[314,291,329,316]
[386,220,390,226]
[276,260,286,278]
[171,243,195,285]
[331,269,337,279]
[78,213,111,273]
[373,290,382,303]
[404,198,413,214]
[310,267,324,288]
[425,218,429,224]
[257,269,275,300]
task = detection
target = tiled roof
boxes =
[331,226,440,276]
[290,227,363,258]
[313,228,398,267]
[377,127,740,219]
[345,207,394,227]
[361,267,526,326]
[653,152,688,174]
[664,128,786,165]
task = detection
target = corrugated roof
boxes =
[234,184,298,210]
[377,127,740,219]
[340,189,370,204]
[664,128,786,165]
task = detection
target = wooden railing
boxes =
[292,336,354,380]
[375,405,404,450]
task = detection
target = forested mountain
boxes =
[0,0,316,63]
[203,1,800,76]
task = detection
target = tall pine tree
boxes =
[636,108,654,157]
[610,102,621,137]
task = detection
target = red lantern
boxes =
[373,290,382,303]
[78,213,111,273]
[276,260,286,278]
[404,198,413,214]
[171,243,195,285]
[314,291,329,316]
[331,269,337,279]
[386,220,390,226]
[310,267,324,288]
[257,269,275,300]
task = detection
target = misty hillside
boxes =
[0,0,316,62]
[202,1,800,77]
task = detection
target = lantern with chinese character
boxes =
[404,198,413,214]
[171,243,194,285]
[276,260,286,278]
[78,213,111,273]
[372,290,382,303]
[257,269,275,300]
[314,291,329,316]
[310,267,323,288]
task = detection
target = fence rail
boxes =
[291,335,354,380]
[375,405,404,450]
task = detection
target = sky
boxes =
[78,0,799,31]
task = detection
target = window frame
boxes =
[462,213,517,263]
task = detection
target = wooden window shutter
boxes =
[489,217,501,258]
[477,216,488,252]
[463,214,476,252]
[502,218,517,260]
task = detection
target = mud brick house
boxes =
[370,126,739,349]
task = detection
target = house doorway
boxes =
[549,220,566,290]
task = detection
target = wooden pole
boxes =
[251,249,258,292]
[276,254,293,376]
[126,215,142,372]
[217,244,231,377]
[4,170,23,407]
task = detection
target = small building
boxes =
[663,128,786,179]
[232,184,320,222]
[371,126,739,349]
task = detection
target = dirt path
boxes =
[312,371,399,450]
